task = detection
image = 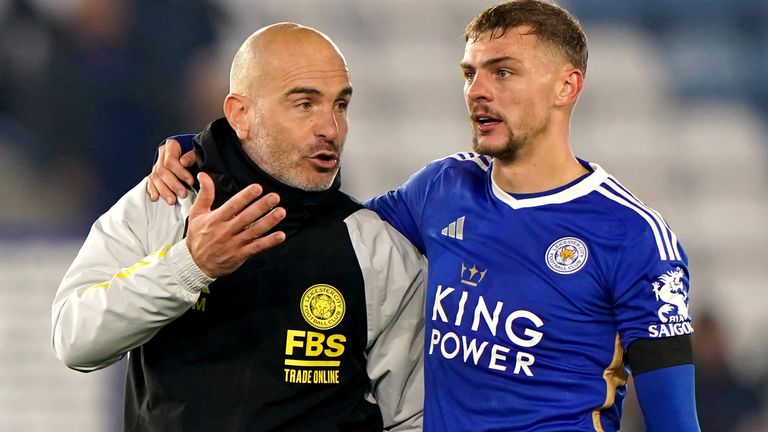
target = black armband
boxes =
[626,334,693,376]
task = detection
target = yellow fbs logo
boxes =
[301,284,345,330]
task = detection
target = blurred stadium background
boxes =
[1,0,766,430]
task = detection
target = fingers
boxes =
[239,206,286,240]
[180,150,197,169]
[147,175,160,202]
[230,191,281,234]
[152,139,190,200]
[163,139,196,187]
[184,176,287,278]
[150,144,178,205]
[156,164,188,202]
[164,138,181,159]
[150,170,178,205]
[242,231,287,255]
[189,172,215,218]
[215,183,265,220]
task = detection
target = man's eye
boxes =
[335,101,349,111]
[298,102,312,110]
[498,69,512,78]
[463,70,476,81]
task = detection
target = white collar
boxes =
[490,162,609,209]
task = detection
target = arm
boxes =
[345,209,427,431]
[627,335,700,431]
[634,364,700,431]
[635,364,701,432]
[51,178,207,371]
[52,173,286,371]
[609,209,700,430]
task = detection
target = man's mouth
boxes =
[473,113,502,133]
[307,150,339,169]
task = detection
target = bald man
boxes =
[52,23,426,432]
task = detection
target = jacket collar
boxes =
[193,118,343,233]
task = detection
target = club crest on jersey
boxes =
[545,237,589,274]
[300,284,345,330]
[652,267,689,323]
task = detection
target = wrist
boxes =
[172,240,216,291]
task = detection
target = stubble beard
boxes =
[473,135,519,162]
[472,123,521,162]
[469,106,521,162]
[243,129,339,192]
[471,117,549,163]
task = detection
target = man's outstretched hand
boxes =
[147,138,197,205]
[186,172,286,278]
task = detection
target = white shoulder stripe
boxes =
[643,205,681,261]
[445,152,491,171]
[596,186,668,260]
[472,154,491,171]
[667,226,682,261]
[605,178,681,261]
[604,179,678,260]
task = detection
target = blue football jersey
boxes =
[366,153,692,432]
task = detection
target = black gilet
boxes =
[123,118,380,432]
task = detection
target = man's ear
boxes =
[223,93,250,140]
[554,66,584,108]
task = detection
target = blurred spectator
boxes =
[0,0,89,233]
[0,0,51,135]
[694,310,766,431]
[0,0,222,232]
[40,0,221,222]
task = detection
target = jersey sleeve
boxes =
[634,364,701,431]
[344,209,427,431]
[364,162,439,253]
[610,218,693,357]
[168,134,196,153]
[51,179,213,372]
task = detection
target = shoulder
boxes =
[589,171,683,262]
[343,208,425,278]
[424,152,492,177]
[346,209,426,351]
[331,191,365,218]
[405,152,491,193]
[107,178,193,217]
[344,209,420,255]
[95,178,193,250]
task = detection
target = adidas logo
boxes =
[440,216,465,240]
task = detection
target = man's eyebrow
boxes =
[338,86,353,99]
[460,56,521,69]
[283,86,353,99]
[284,86,323,97]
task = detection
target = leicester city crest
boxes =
[545,237,589,274]
[300,284,346,330]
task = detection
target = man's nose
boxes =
[314,108,340,142]
[466,72,492,102]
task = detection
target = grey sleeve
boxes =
[345,209,426,432]
[51,179,213,371]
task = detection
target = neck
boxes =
[490,126,588,194]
